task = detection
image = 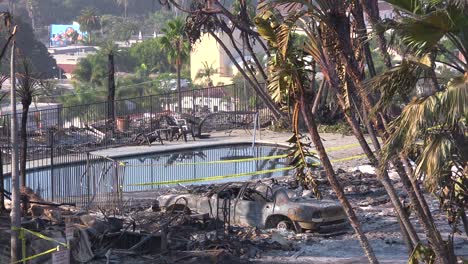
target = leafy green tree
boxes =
[77,7,101,44]
[73,53,107,87]
[129,38,171,73]
[160,18,190,112]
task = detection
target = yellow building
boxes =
[190,30,265,86]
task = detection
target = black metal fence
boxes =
[1,83,276,207]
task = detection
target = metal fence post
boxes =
[49,130,54,202]
[150,95,154,130]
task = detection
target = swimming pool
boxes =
[120,144,291,192]
[3,144,293,201]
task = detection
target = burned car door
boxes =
[233,183,270,227]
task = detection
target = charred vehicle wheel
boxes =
[167,204,191,214]
[266,215,294,231]
[276,220,292,231]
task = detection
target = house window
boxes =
[213,105,219,112]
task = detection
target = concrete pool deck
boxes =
[2,130,373,175]
[92,129,375,167]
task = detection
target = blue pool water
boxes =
[3,144,292,200]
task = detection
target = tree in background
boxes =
[195,61,217,87]
[167,0,286,121]
[160,18,190,112]
[115,0,129,18]
[100,15,139,43]
[143,10,175,35]
[25,0,39,30]
[73,53,108,87]
[77,7,101,44]
[0,17,56,77]
[129,38,173,73]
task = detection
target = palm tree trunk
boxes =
[391,158,451,263]
[361,103,381,151]
[352,0,376,77]
[299,94,379,264]
[311,79,326,115]
[177,41,182,113]
[399,154,434,223]
[20,103,29,188]
[320,39,418,251]
[360,0,392,68]
[332,85,419,249]
[107,50,116,122]
[336,36,451,262]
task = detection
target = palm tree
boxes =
[255,11,379,264]
[115,0,129,18]
[77,8,100,44]
[26,0,38,30]
[372,0,468,253]
[160,18,190,112]
[16,58,43,188]
[256,2,422,256]
[273,0,457,262]
[195,61,217,87]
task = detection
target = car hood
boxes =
[285,197,346,219]
[289,197,343,208]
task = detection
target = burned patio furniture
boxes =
[161,115,195,142]
[131,119,169,146]
[132,130,164,146]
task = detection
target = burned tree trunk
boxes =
[20,97,31,188]
[298,93,379,264]
[108,50,116,123]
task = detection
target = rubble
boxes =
[1,167,467,264]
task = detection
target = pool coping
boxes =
[90,138,292,159]
[2,138,291,175]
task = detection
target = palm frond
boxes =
[414,134,459,192]
[384,0,425,15]
[381,76,467,170]
[365,60,432,113]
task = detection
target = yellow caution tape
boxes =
[127,152,369,187]
[331,154,367,163]
[11,227,69,263]
[121,154,288,167]
[128,166,295,186]
[12,227,69,248]
[118,142,365,168]
[13,246,60,264]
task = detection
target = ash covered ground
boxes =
[1,156,467,264]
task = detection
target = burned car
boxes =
[156,182,348,233]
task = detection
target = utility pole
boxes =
[10,39,21,263]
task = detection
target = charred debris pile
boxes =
[0,170,399,263]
